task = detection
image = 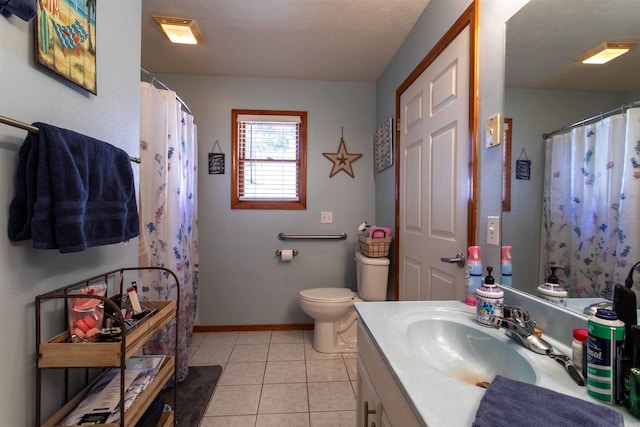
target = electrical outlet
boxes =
[321,211,333,224]
[487,216,500,246]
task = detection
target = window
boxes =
[232,109,307,209]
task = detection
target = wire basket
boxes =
[358,233,392,258]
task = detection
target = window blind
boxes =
[236,118,301,200]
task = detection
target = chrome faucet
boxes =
[488,305,552,354]
[489,305,585,386]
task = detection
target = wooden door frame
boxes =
[393,2,478,300]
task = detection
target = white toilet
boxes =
[298,251,390,353]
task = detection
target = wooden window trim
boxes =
[231,109,307,210]
[502,118,512,212]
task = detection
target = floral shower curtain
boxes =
[543,106,640,301]
[138,82,199,382]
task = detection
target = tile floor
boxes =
[187,330,358,427]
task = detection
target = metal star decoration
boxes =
[323,130,362,178]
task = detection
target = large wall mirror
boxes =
[502,0,640,313]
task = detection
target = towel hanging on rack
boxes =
[8,122,140,253]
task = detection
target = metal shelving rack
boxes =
[35,267,180,427]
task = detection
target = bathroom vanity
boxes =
[356,323,421,426]
[355,300,636,426]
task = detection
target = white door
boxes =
[399,26,471,301]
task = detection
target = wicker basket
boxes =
[358,233,392,258]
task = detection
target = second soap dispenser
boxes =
[476,267,504,326]
[537,266,568,306]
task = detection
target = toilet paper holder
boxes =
[276,249,298,257]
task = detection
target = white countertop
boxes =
[355,300,640,426]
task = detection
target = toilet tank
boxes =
[355,251,390,301]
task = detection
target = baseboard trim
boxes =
[194,323,314,332]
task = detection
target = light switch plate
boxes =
[486,114,502,148]
[487,215,500,246]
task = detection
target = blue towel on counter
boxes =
[8,122,139,253]
[472,375,624,427]
[0,0,37,21]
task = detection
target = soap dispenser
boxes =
[476,266,504,327]
[537,266,568,306]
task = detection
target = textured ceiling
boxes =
[141,0,640,91]
[141,0,431,83]
[506,0,640,92]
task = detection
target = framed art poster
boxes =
[35,0,97,94]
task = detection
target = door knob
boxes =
[440,252,465,268]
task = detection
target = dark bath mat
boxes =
[160,365,222,427]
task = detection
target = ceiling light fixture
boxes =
[153,16,203,45]
[579,42,638,64]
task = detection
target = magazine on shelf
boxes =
[61,366,160,425]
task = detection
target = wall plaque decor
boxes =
[516,148,531,180]
[375,117,394,173]
[208,140,225,175]
[35,0,97,94]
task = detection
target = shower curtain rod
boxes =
[0,114,141,163]
[140,68,193,116]
[543,100,640,140]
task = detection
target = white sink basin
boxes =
[355,300,627,426]
[405,316,537,386]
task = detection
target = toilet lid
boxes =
[300,288,354,303]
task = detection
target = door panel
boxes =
[430,124,456,239]
[429,267,457,301]
[431,60,459,113]
[399,26,470,301]
[403,257,422,300]
[404,141,422,231]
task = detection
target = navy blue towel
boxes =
[0,0,37,21]
[8,123,139,253]
[473,375,624,427]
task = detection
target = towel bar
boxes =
[0,114,141,163]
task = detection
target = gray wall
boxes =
[0,1,142,424]
[504,88,633,295]
[158,75,376,325]
[476,0,529,272]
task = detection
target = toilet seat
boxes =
[299,287,354,303]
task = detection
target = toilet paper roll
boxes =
[280,249,294,262]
